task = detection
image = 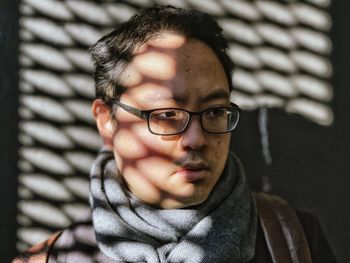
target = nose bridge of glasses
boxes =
[183,110,204,132]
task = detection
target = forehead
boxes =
[120,32,229,105]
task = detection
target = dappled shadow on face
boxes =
[108,33,231,209]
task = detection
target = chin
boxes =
[161,190,211,209]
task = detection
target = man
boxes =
[14,5,336,263]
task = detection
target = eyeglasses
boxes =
[113,100,240,136]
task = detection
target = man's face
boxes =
[98,32,231,208]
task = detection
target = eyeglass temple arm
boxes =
[114,101,146,119]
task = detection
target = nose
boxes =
[180,117,206,151]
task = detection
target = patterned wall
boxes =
[16,0,333,251]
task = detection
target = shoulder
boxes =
[12,221,103,263]
[12,231,62,263]
[296,210,337,263]
[252,192,337,263]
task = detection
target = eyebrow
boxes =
[142,88,230,104]
[141,94,175,103]
[198,89,230,103]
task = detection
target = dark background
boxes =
[1,0,20,262]
[233,1,350,261]
[1,0,349,262]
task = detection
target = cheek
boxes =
[211,135,230,152]
[113,128,148,159]
[136,125,178,157]
[113,122,177,170]
[209,135,231,167]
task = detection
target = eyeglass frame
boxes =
[111,100,241,136]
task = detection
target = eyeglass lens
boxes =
[148,108,239,135]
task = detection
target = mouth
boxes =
[175,162,209,182]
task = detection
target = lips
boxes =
[178,161,209,171]
[175,162,209,182]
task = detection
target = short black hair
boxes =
[90,5,234,107]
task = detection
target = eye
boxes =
[152,110,179,120]
[204,108,226,118]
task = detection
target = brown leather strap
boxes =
[12,231,62,263]
[254,192,313,263]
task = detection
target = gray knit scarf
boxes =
[90,148,257,263]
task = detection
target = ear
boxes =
[92,99,115,147]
